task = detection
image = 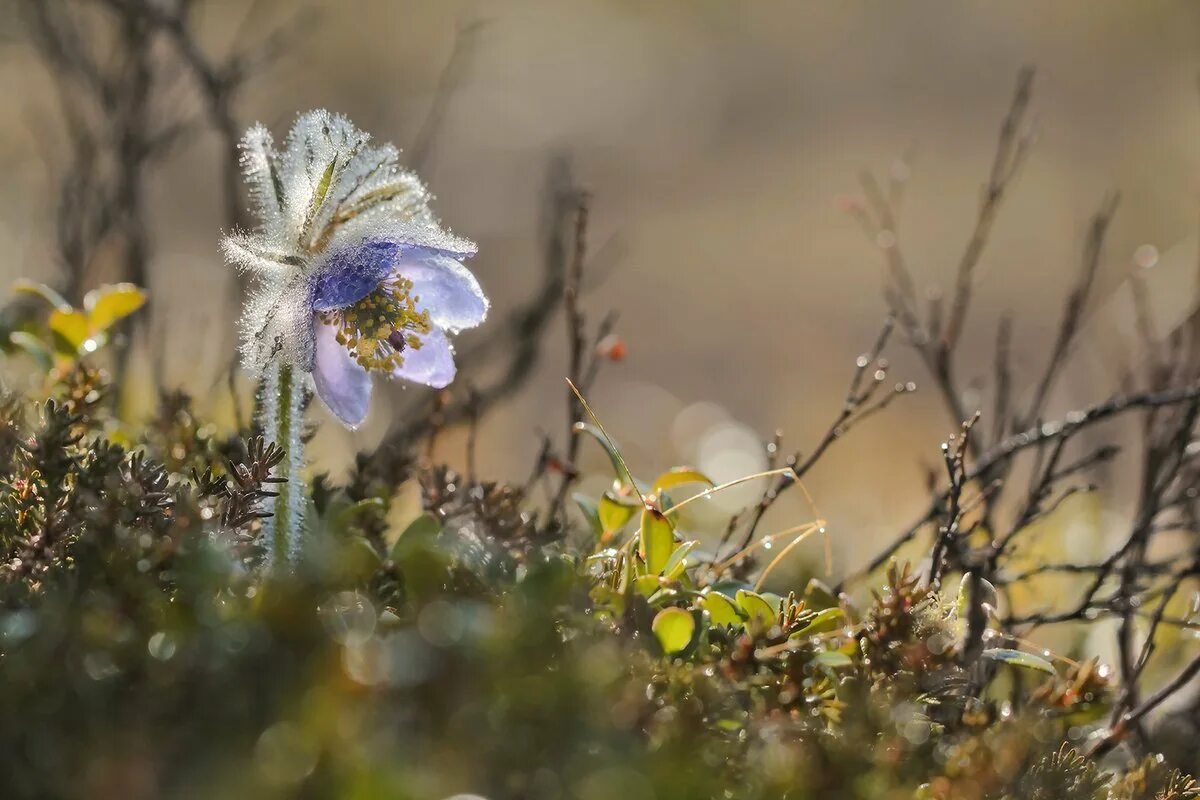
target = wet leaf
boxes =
[652,607,695,654]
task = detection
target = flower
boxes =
[223,110,487,428]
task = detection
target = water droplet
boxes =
[1134,244,1159,270]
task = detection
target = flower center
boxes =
[318,275,432,372]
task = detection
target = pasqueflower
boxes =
[223,110,487,428]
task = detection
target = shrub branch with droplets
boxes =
[223,111,488,567]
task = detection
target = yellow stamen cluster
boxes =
[319,276,431,372]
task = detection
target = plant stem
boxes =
[259,361,305,569]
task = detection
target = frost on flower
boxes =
[223,110,487,428]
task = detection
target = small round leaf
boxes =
[652,607,695,654]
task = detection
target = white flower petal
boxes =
[397,254,488,333]
[312,319,372,428]
[393,327,456,389]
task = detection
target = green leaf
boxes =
[639,508,675,576]
[574,422,632,487]
[330,497,385,533]
[308,158,337,223]
[8,332,53,370]
[736,590,777,630]
[662,540,698,582]
[982,648,1056,675]
[84,283,146,332]
[390,512,441,561]
[338,537,383,583]
[954,572,1000,642]
[790,607,844,638]
[650,467,713,496]
[12,279,70,311]
[633,575,662,597]
[804,578,840,610]
[956,572,999,618]
[711,579,755,597]
[573,493,602,537]
[48,309,89,352]
[590,583,626,618]
[598,491,638,534]
[389,513,446,605]
[702,591,742,627]
[811,650,853,669]
[616,549,635,595]
[651,607,695,654]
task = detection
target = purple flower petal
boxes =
[395,253,488,333]
[312,318,372,427]
[392,326,456,389]
[310,240,401,311]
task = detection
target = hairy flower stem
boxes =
[258,362,306,569]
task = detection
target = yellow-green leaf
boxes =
[702,591,742,627]
[84,283,146,332]
[633,575,661,597]
[662,540,698,582]
[651,607,695,654]
[982,648,1055,675]
[790,607,844,638]
[804,578,839,610]
[736,590,777,630]
[49,309,90,351]
[598,492,638,534]
[639,508,675,576]
[811,651,853,669]
[650,467,713,496]
[955,572,999,619]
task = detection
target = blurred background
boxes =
[2,0,1200,577]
